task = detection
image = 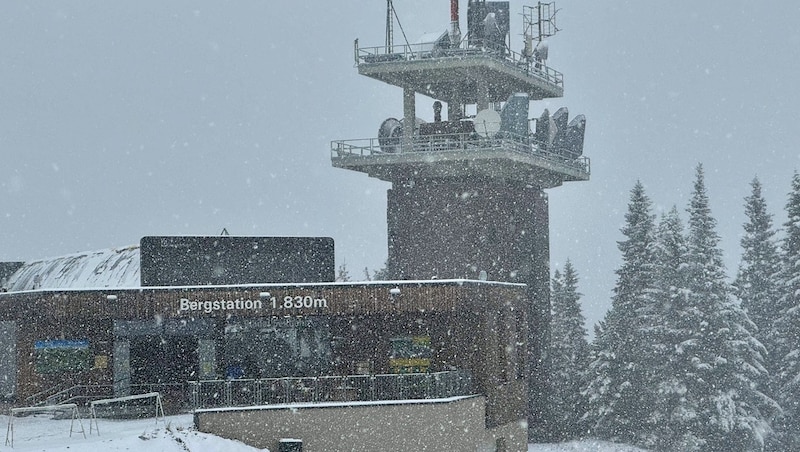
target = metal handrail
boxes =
[24,381,72,407]
[354,39,563,89]
[331,133,590,177]
[188,370,475,410]
[24,382,187,409]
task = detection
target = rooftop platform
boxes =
[355,41,564,102]
[331,133,589,188]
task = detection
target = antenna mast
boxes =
[449,0,461,47]
[385,0,394,52]
[522,2,559,62]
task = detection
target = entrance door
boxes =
[130,336,198,384]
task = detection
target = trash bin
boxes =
[278,438,303,452]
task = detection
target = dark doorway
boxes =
[130,336,198,384]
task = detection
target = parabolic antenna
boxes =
[473,109,501,138]
[378,117,403,153]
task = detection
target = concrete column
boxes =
[198,339,216,379]
[0,321,16,398]
[477,78,490,112]
[447,98,462,121]
[113,340,131,397]
[403,87,415,152]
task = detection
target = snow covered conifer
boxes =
[549,260,590,440]
[646,206,690,448]
[733,177,782,377]
[673,164,776,451]
[582,181,658,445]
[336,263,351,282]
[773,171,800,449]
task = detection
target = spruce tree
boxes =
[734,177,782,351]
[583,181,658,445]
[549,260,590,440]
[336,262,351,282]
[774,171,800,449]
[671,164,776,451]
[733,177,782,433]
[648,206,690,449]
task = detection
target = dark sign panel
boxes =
[140,236,335,287]
[34,339,91,375]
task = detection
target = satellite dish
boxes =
[552,107,569,150]
[564,114,586,157]
[378,118,403,153]
[473,109,501,138]
[499,93,530,138]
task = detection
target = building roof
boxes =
[3,246,141,292]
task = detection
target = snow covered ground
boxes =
[528,441,647,451]
[1,413,645,451]
[3,413,258,452]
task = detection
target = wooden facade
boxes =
[0,280,528,429]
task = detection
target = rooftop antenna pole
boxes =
[522,2,559,64]
[449,0,461,47]
[386,0,394,52]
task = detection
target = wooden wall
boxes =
[0,281,528,428]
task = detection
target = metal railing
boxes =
[188,370,474,410]
[25,382,186,409]
[354,39,563,90]
[331,132,590,178]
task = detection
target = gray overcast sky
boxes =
[2,1,799,329]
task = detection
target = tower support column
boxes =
[477,78,490,112]
[402,87,415,151]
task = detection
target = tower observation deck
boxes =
[331,1,590,444]
[331,2,589,188]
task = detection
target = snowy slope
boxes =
[3,412,646,451]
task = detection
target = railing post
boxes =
[189,382,198,409]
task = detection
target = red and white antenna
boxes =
[449,0,462,47]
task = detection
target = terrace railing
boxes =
[188,370,474,410]
[354,39,563,91]
[331,132,590,179]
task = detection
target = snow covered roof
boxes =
[3,246,141,292]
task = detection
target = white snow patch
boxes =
[3,412,647,452]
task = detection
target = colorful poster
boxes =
[34,339,91,374]
[389,336,432,373]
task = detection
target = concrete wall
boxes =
[195,396,527,452]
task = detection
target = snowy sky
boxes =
[2,1,799,330]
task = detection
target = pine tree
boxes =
[732,177,782,434]
[336,262,351,282]
[648,206,691,449]
[583,181,658,445]
[669,164,776,451]
[774,171,800,449]
[734,178,782,351]
[549,260,590,440]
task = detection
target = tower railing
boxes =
[331,132,590,178]
[354,39,563,90]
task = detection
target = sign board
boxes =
[34,339,91,374]
[140,236,335,286]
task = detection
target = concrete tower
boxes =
[331,1,589,438]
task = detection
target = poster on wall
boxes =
[34,340,92,374]
[389,336,432,373]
